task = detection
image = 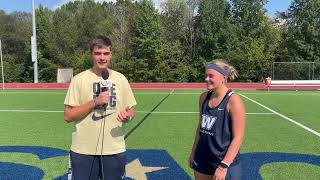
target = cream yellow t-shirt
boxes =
[64,69,137,155]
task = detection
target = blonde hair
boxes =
[208,59,238,81]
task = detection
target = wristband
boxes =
[221,161,230,167]
[218,161,229,169]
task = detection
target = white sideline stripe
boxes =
[241,92,320,96]
[240,94,320,137]
[0,109,273,115]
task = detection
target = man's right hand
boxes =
[95,91,110,106]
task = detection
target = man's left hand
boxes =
[117,106,133,122]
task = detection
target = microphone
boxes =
[101,69,109,80]
[100,69,111,109]
[100,69,110,92]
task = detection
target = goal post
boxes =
[272,62,315,80]
[57,68,73,83]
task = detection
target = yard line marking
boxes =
[240,94,320,137]
[125,91,173,139]
[0,109,273,115]
[134,92,172,95]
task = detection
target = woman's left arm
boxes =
[222,94,246,165]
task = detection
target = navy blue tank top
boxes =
[196,90,240,165]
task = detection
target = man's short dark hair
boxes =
[89,36,112,52]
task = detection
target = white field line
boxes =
[135,92,201,95]
[240,94,320,137]
[240,92,320,96]
[1,91,320,96]
[2,92,319,96]
[136,111,273,115]
[0,109,273,115]
[0,91,198,95]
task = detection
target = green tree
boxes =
[36,5,52,58]
[131,0,164,81]
[2,54,25,82]
[279,0,320,64]
[195,0,231,60]
[111,0,134,61]
[38,52,57,82]
[0,11,33,82]
[47,4,78,68]
[109,0,135,79]
[229,0,281,81]
[161,0,189,43]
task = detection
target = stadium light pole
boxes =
[0,39,4,90]
[32,0,38,83]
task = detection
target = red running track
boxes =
[1,82,319,90]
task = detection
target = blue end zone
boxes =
[126,149,191,180]
[241,152,320,180]
[0,162,44,179]
[1,146,320,179]
[0,146,68,159]
[0,146,67,179]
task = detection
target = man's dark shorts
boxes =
[69,151,126,180]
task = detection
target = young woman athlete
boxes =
[189,60,246,180]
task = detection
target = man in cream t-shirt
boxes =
[64,36,136,180]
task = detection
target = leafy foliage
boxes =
[0,0,319,82]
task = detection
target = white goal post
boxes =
[272,62,315,80]
[57,68,73,83]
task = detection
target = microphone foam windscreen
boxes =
[101,69,109,80]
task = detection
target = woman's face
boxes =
[205,68,226,90]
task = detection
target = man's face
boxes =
[91,45,112,70]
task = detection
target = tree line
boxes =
[0,0,319,82]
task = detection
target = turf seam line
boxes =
[240,94,320,137]
[124,89,174,140]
